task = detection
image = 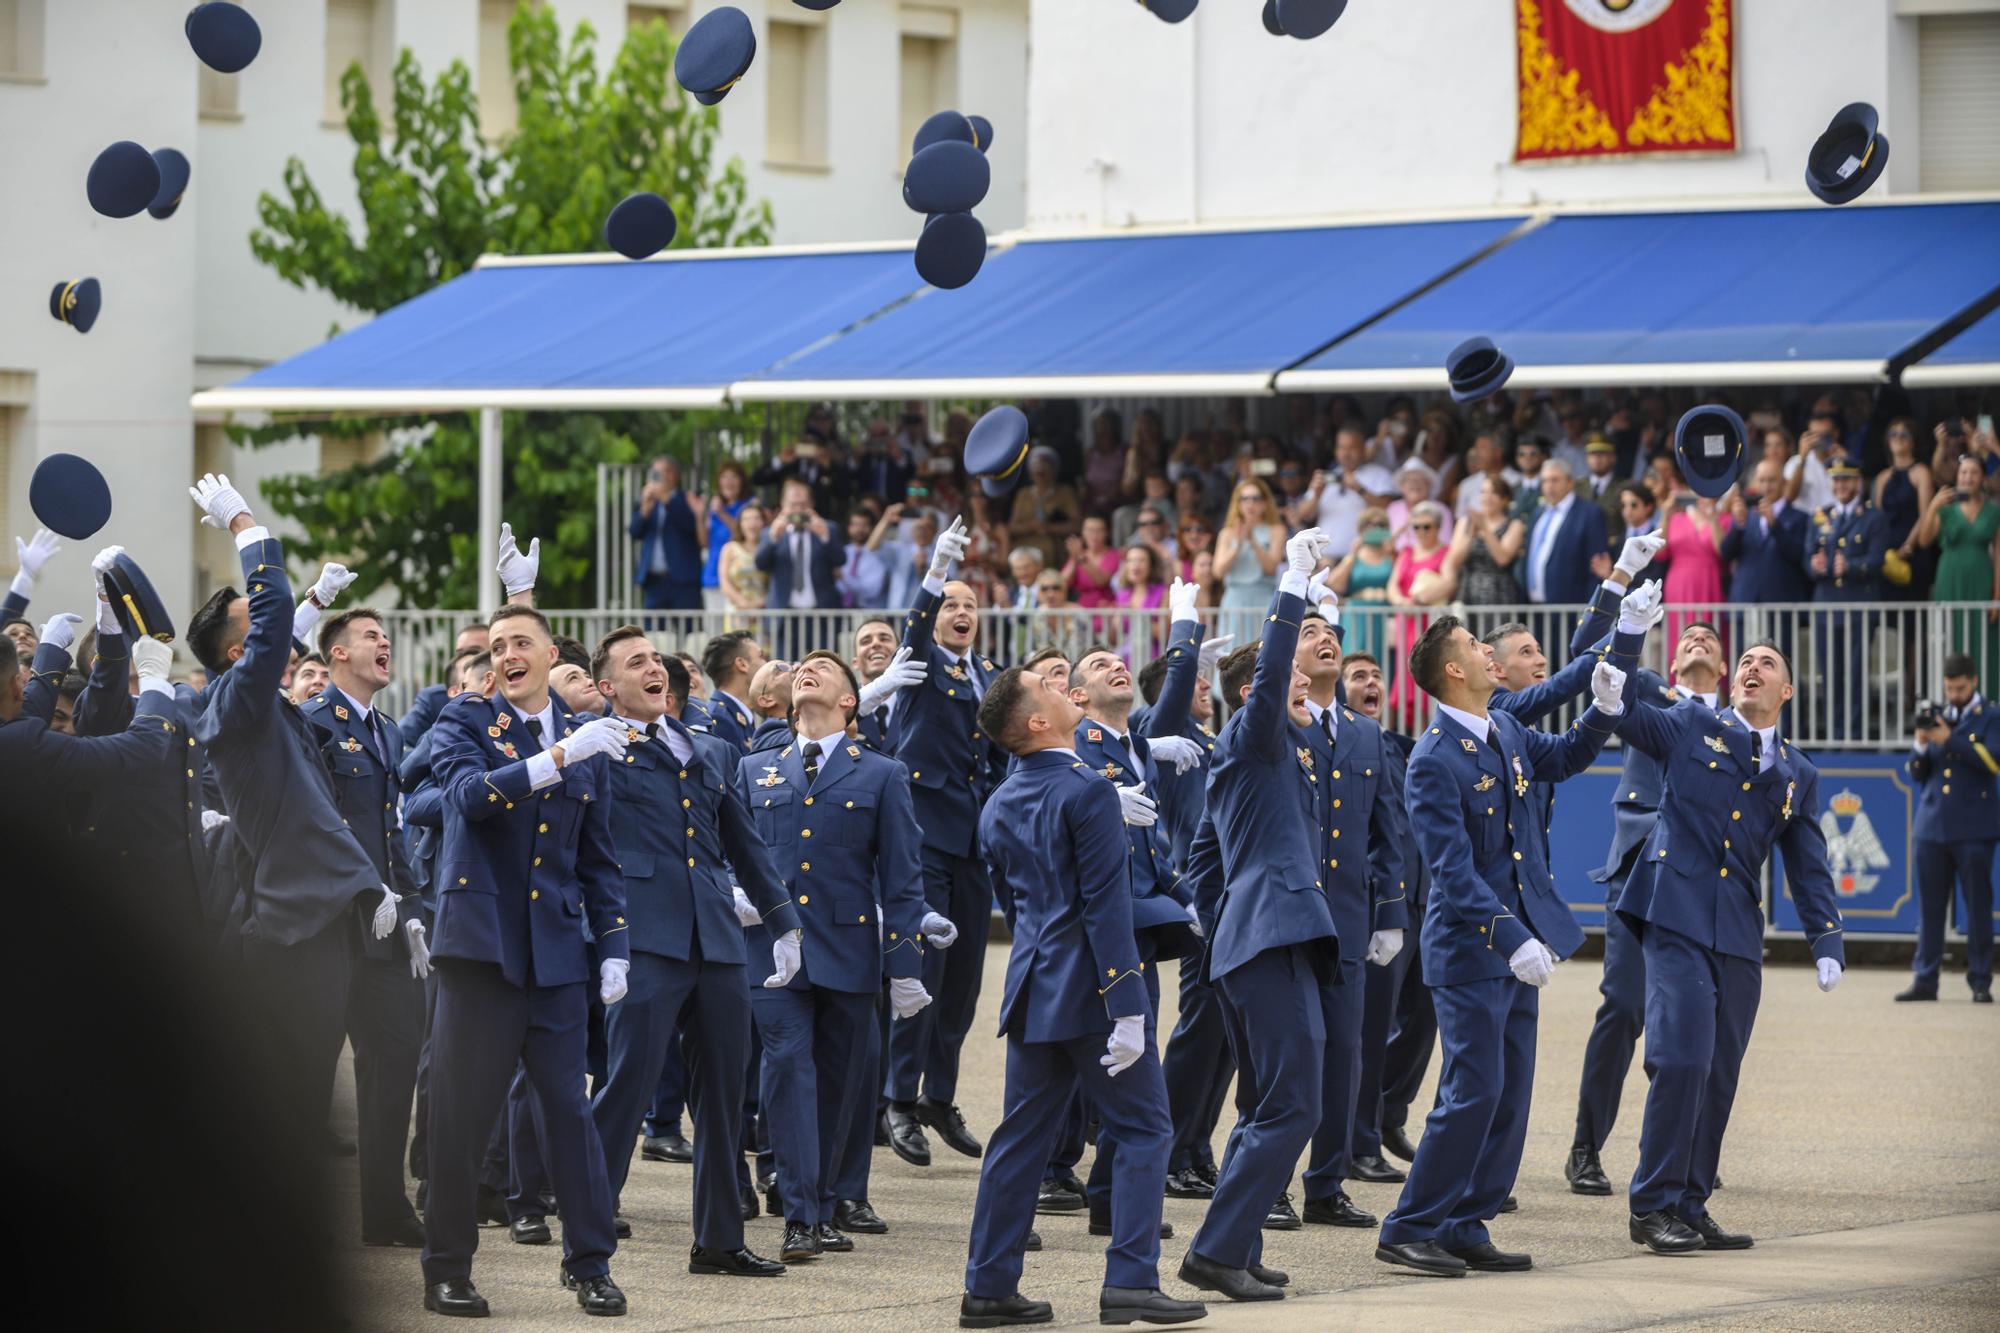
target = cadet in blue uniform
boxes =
[420,603,634,1318]
[1806,459,1885,741]
[1902,655,1998,1002]
[958,664,1204,1330]
[885,517,1004,1164]
[738,651,932,1260]
[1612,639,1846,1254]
[700,630,764,753]
[584,626,800,1277]
[0,630,180,822]
[1376,615,1627,1278]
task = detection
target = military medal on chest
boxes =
[1511,753,1528,798]
[1782,780,1795,821]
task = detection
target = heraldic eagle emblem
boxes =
[1819,789,1889,897]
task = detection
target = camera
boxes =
[1912,700,1943,732]
[788,512,808,529]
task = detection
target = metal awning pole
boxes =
[479,407,503,613]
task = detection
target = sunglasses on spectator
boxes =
[1412,521,1437,531]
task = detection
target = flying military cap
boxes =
[1278,0,1348,37]
[914,211,985,290]
[1674,404,1748,499]
[967,115,994,153]
[29,453,112,540]
[903,140,989,215]
[1142,0,1198,21]
[1806,103,1889,206]
[1262,1,1287,35]
[604,192,677,260]
[912,110,974,156]
[87,141,162,219]
[186,3,261,74]
[675,7,756,104]
[966,406,1031,498]
[105,552,175,644]
[148,148,191,220]
[1445,335,1514,404]
[49,278,102,335]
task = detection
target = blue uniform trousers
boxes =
[754,985,875,1225]
[1913,839,1996,992]
[1080,973,1163,1214]
[1190,945,1325,1270]
[641,1040,688,1140]
[346,953,424,1233]
[410,953,440,1184]
[1303,957,1365,1198]
[421,960,616,1284]
[1379,975,1537,1252]
[505,1066,551,1221]
[1379,929,1436,1136]
[1351,941,1410,1160]
[830,983,888,1205]
[1163,961,1232,1174]
[886,845,990,1104]
[1045,1090,1088,1185]
[590,949,750,1250]
[1629,924,1761,1221]
[1574,895,1647,1150]
[964,1033,1170,1298]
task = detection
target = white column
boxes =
[478,407,502,613]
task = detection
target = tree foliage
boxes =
[238,5,773,608]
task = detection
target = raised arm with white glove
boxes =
[1613,530,1667,579]
[1101,1014,1146,1077]
[1147,734,1206,775]
[1116,783,1159,828]
[1615,578,1665,636]
[1509,938,1555,988]
[1168,576,1200,625]
[10,527,61,600]
[1589,661,1628,717]
[924,515,970,588]
[188,473,251,530]
[856,645,927,716]
[1196,633,1236,679]
[920,911,959,948]
[307,561,356,609]
[91,545,125,635]
[888,976,934,1019]
[1278,527,1331,599]
[37,613,84,654]
[130,637,177,696]
[496,522,540,598]
[1306,567,1341,624]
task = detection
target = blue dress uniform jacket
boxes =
[1296,704,1409,963]
[426,691,631,988]
[1806,501,1886,600]
[301,691,422,957]
[1128,619,1210,872]
[1720,504,1811,603]
[1910,701,2000,843]
[704,690,754,752]
[681,693,717,735]
[399,681,450,751]
[747,716,791,754]
[894,582,1003,858]
[0,685,179,821]
[400,727,444,909]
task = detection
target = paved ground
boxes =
[334,954,1999,1330]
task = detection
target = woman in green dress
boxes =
[1917,454,2000,695]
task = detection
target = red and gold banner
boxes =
[1516,0,1736,162]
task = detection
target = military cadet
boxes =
[399,621,491,748]
[0,630,179,819]
[959,664,1205,1330]
[301,605,431,1249]
[744,657,796,752]
[850,616,903,751]
[701,629,765,752]
[1806,457,1885,741]
[1611,640,1846,1254]
[885,516,1003,1165]
[1376,615,1627,1278]
[420,602,634,1318]
[584,626,799,1277]
[738,650,935,1260]
[1901,653,1998,1002]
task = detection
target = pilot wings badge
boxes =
[1704,734,1730,753]
[1819,789,1886,896]
[1296,747,1314,771]
[1473,774,1496,792]
[755,767,786,789]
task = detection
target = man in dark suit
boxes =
[1523,460,1611,608]
[1722,457,1811,603]
[1806,458,1887,742]
[1903,656,1999,1002]
[629,457,706,613]
[420,603,634,1318]
[756,479,845,658]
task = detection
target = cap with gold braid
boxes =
[49,278,102,334]
[966,406,1032,499]
[1807,103,1889,206]
[105,553,176,645]
[674,7,756,106]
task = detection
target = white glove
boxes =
[370,888,398,940]
[1365,928,1404,967]
[131,636,174,682]
[1616,578,1665,635]
[1168,576,1200,624]
[764,928,804,988]
[889,976,933,1019]
[310,561,356,608]
[1614,529,1668,577]
[188,472,250,530]
[559,715,631,765]
[199,809,231,833]
[599,957,630,1004]
[1101,1014,1145,1077]
[90,543,123,588]
[38,612,84,653]
[927,515,970,581]
[15,528,61,586]
[1590,661,1627,716]
[731,884,762,927]
[1816,958,1842,993]
[1148,734,1206,776]
[91,545,125,633]
[496,522,540,596]
[1116,783,1158,828]
[856,645,927,716]
[1185,902,1205,940]
[1509,938,1555,988]
[1285,527,1330,577]
[405,919,432,980]
[1306,568,1340,622]
[920,910,959,948]
[1196,633,1235,678]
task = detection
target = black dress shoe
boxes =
[1498,1195,1518,1213]
[1630,1209,1706,1254]
[1349,1153,1407,1184]
[1176,1250,1283,1302]
[875,1109,892,1147]
[779,1222,821,1262]
[362,1215,426,1248]
[959,1291,1054,1327]
[1024,1229,1042,1252]
[1374,1240,1468,1277]
[325,1128,358,1157]
[833,1199,888,1233]
[1975,989,1994,1005]
[1895,982,1939,1002]
[1099,1286,1207,1325]
[764,1186,782,1218]
[475,1187,509,1226]
[1683,1213,1753,1250]
[641,1133,693,1163]
[1037,1178,1086,1214]
[1447,1240,1532,1271]
[885,1104,932,1166]
[571,1273,627,1316]
[916,1096,985,1158]
[1163,1168,1215,1199]
[1262,1193,1301,1230]
[1087,1211,1173,1239]
[1302,1192,1377,1227]
[815,1221,854,1252]
[739,1185,760,1222]
[509,1216,552,1245]
[689,1244,787,1276]
[1381,1125,1417,1162]
[1566,1145,1612,1196]
[612,1214,631,1240]
[1192,1161,1218,1189]
[424,1276,490,1317]
[1248,1263,1288,1287]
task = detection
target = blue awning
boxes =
[732,217,1528,401]
[1278,201,2000,392]
[1903,302,2000,388]
[192,246,926,412]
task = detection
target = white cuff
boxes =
[526,751,563,791]
[1593,700,1626,718]
[233,524,271,550]
[920,573,945,598]
[1913,740,1929,755]
[1599,578,1626,596]
[8,571,30,598]
[96,599,121,636]
[1171,610,1197,628]
[1278,570,1310,599]
[138,676,175,698]
[292,600,322,646]
[1616,616,1648,636]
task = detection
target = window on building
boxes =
[324,0,387,125]
[1918,12,2000,192]
[898,7,959,158]
[480,0,542,141]
[199,64,241,119]
[766,15,829,168]
[626,3,686,39]
[0,0,45,80]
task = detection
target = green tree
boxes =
[237,5,773,608]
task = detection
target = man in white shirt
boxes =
[1310,429,1397,557]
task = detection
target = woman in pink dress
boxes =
[1658,495,1732,650]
